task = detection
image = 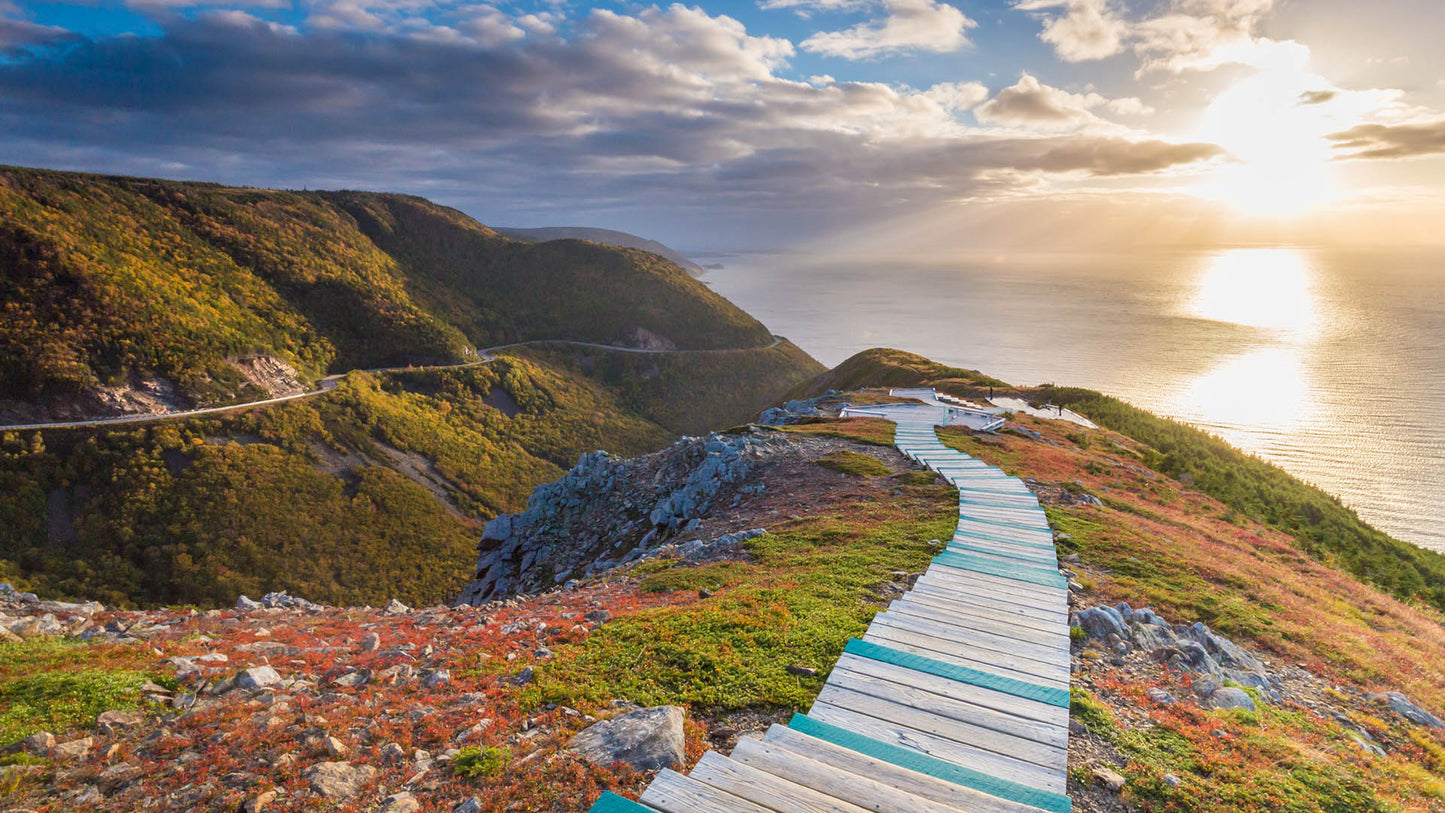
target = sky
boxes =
[3,0,1445,250]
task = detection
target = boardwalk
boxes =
[589,391,1072,813]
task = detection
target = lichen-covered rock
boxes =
[303,761,375,799]
[567,706,685,772]
[234,666,282,691]
[1205,687,1257,712]
[458,432,783,605]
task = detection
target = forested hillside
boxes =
[0,356,675,608]
[0,166,780,422]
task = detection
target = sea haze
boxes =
[703,247,1445,554]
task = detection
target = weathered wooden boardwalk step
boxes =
[589,402,1071,813]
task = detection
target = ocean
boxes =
[701,247,1445,554]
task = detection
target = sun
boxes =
[1192,65,1344,217]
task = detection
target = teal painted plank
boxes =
[787,714,1071,813]
[845,639,1069,708]
[588,792,654,813]
[947,542,1058,567]
[934,551,1067,588]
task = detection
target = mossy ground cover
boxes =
[534,482,956,711]
[814,450,892,477]
[1075,677,1443,813]
[0,639,159,751]
[768,417,896,446]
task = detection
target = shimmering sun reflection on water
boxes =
[1180,249,1319,446]
[1192,248,1316,334]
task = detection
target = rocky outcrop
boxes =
[1076,603,1277,703]
[567,706,685,772]
[757,396,837,426]
[457,432,783,605]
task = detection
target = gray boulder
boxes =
[1372,692,1445,729]
[1205,687,1257,712]
[567,705,685,772]
[234,666,282,690]
[304,762,376,800]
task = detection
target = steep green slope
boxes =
[517,340,824,435]
[0,356,673,608]
[0,166,783,420]
[793,348,1445,615]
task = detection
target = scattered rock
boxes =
[1205,687,1257,712]
[96,709,145,735]
[452,799,483,813]
[1162,773,1181,787]
[567,705,686,772]
[375,791,420,813]
[384,600,411,615]
[420,669,450,689]
[3,731,54,757]
[1368,692,1445,729]
[51,736,93,763]
[243,790,278,812]
[1091,765,1127,793]
[303,761,376,800]
[231,666,282,692]
[1146,689,1177,706]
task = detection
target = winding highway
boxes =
[1,335,786,432]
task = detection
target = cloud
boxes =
[1016,0,1308,76]
[800,0,976,59]
[0,4,1221,243]
[1297,90,1336,106]
[1013,0,1127,62]
[973,73,1134,129]
[1327,121,1445,160]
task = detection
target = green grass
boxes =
[1039,385,1445,615]
[815,451,891,477]
[0,639,154,748]
[453,745,511,779]
[534,490,956,711]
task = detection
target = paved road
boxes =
[1,335,787,432]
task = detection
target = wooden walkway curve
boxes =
[589,390,1071,813]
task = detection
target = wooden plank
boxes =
[946,542,1057,569]
[914,572,1068,616]
[870,613,1069,672]
[751,727,1056,813]
[805,701,1065,794]
[953,528,1058,553]
[899,587,1067,632]
[825,668,1068,754]
[781,718,1072,813]
[862,627,1069,688]
[836,652,1069,728]
[888,600,1068,647]
[953,520,1055,546]
[689,752,876,813]
[916,566,1068,605]
[641,769,779,813]
[932,552,1066,590]
[865,619,1070,683]
[731,735,979,813]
